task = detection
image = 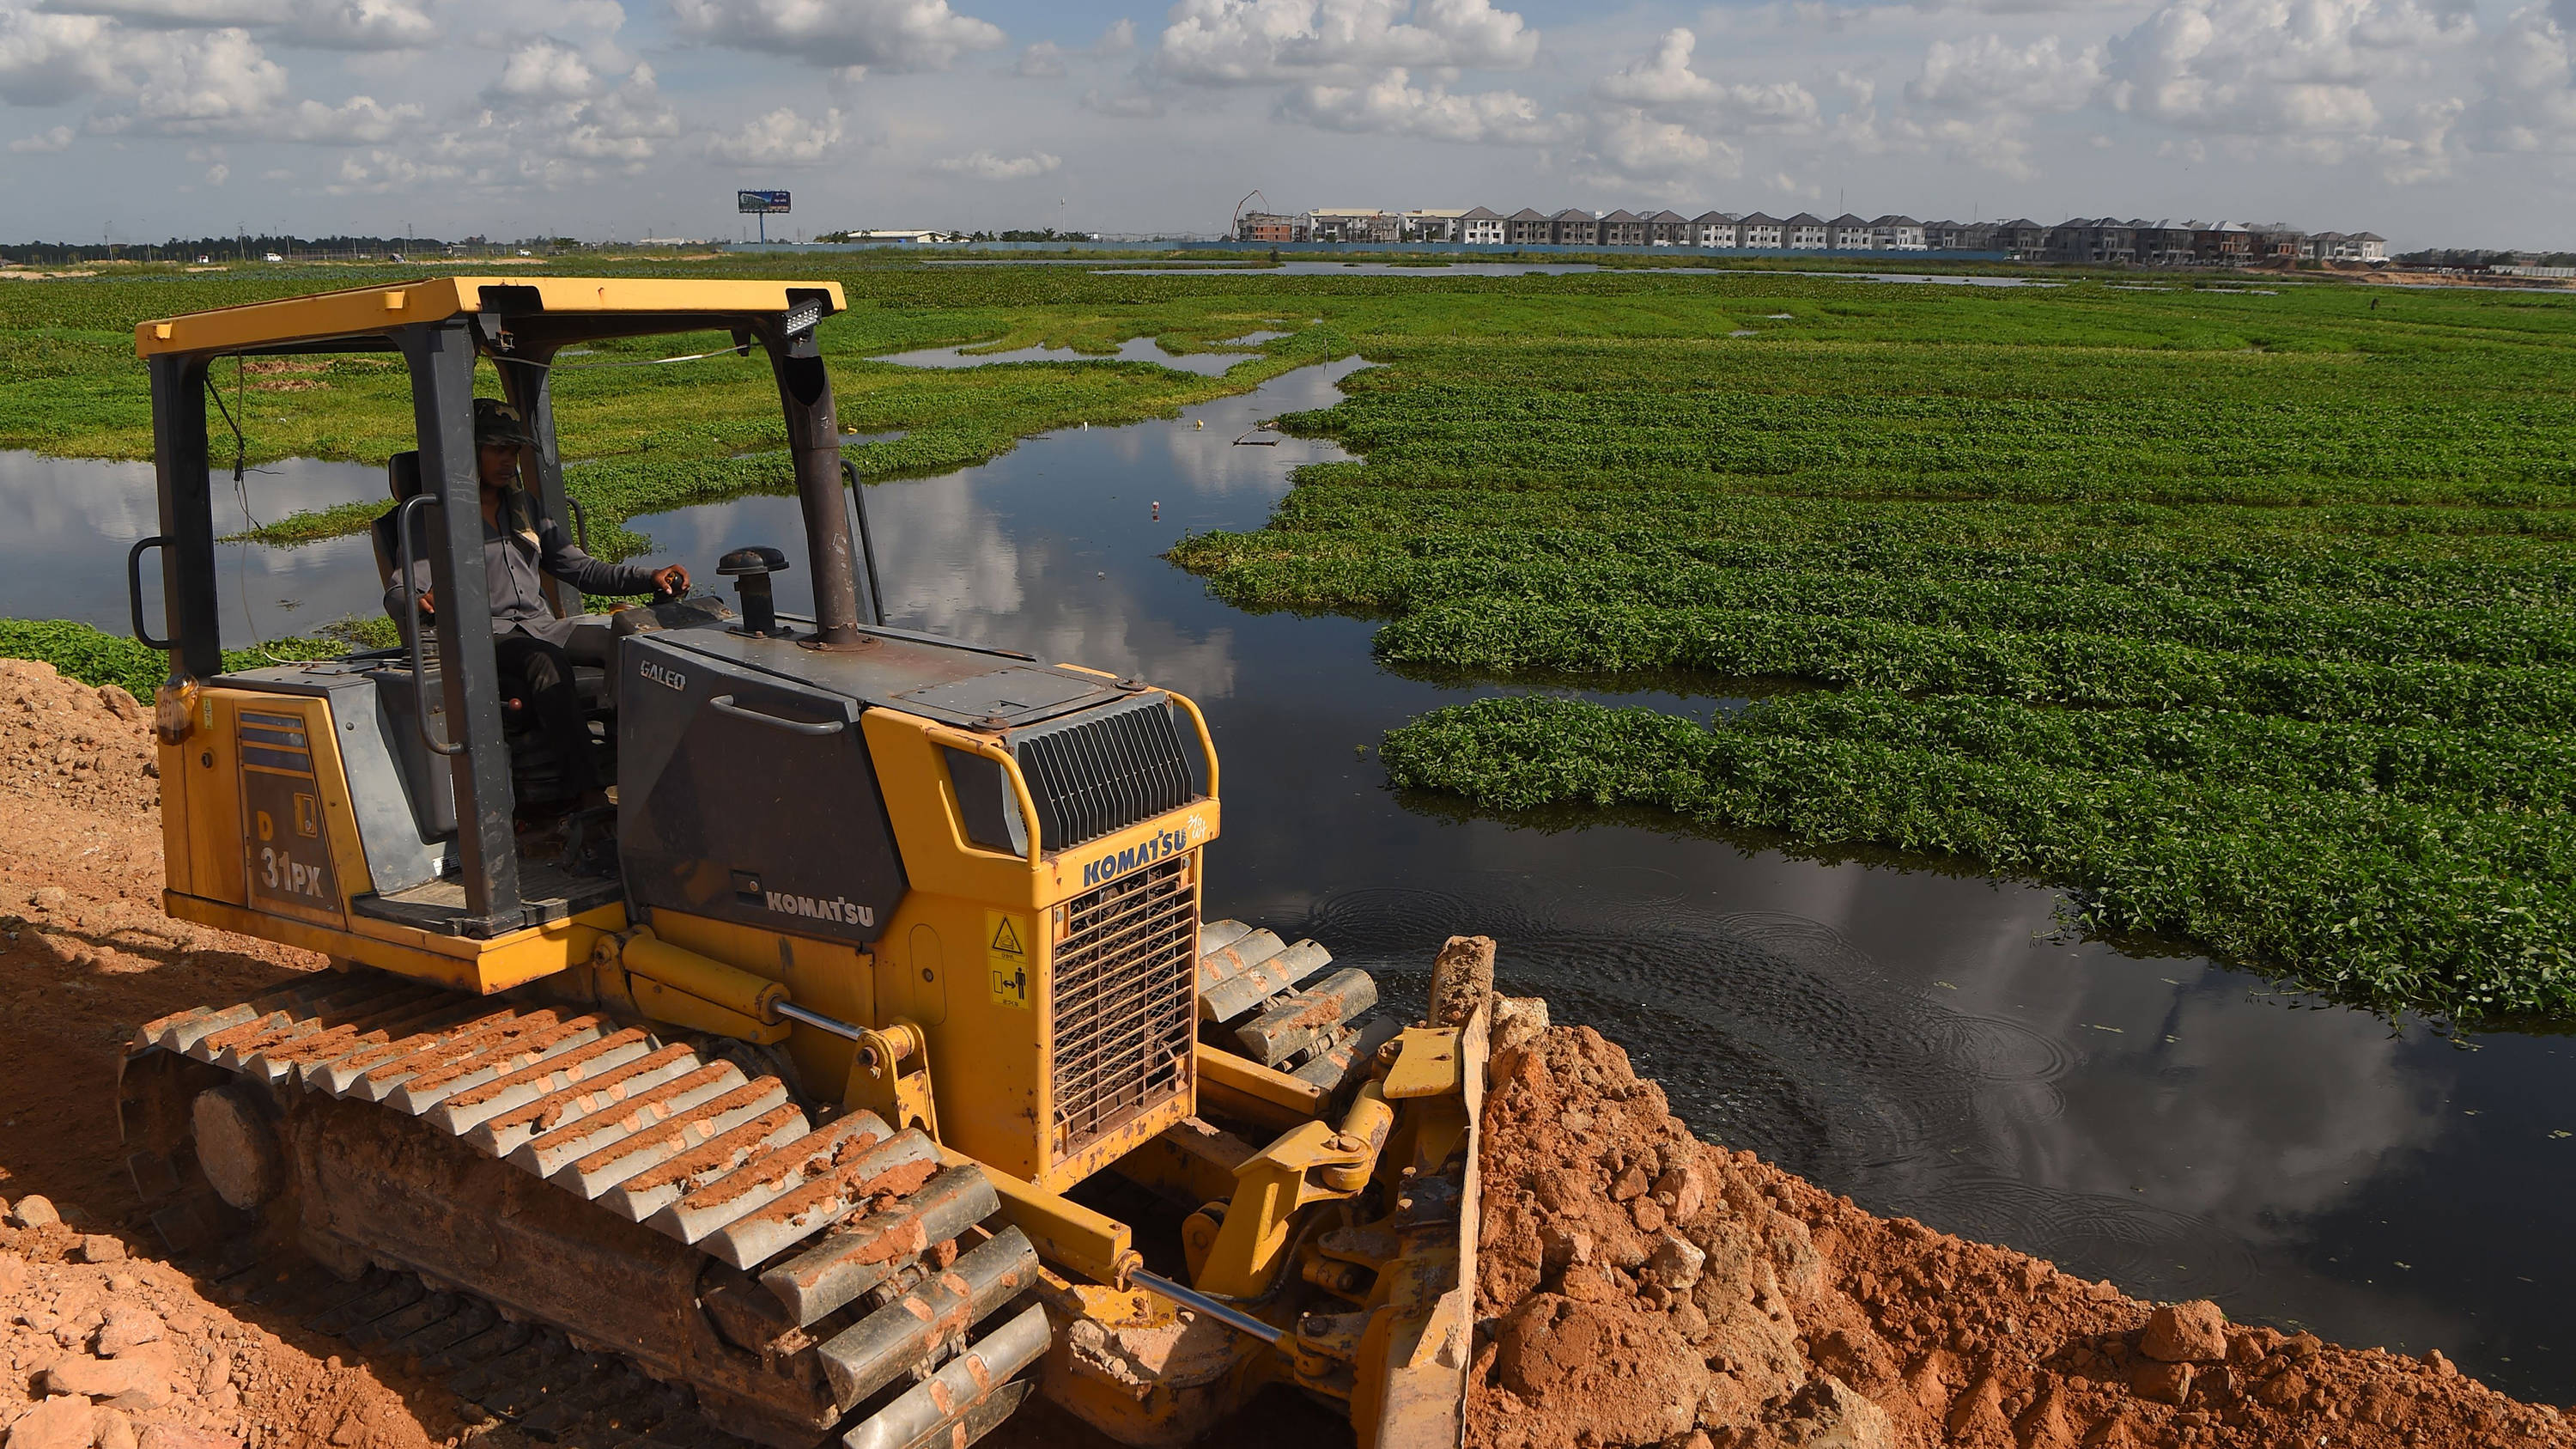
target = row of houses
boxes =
[1238,209,2387,264]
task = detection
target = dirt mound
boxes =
[0,661,161,818]
[0,670,462,1449]
[0,1217,475,1449]
[1472,1016,2573,1449]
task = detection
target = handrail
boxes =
[711,694,843,737]
[562,496,590,551]
[922,723,1043,869]
[126,536,171,649]
[1164,688,1219,798]
[841,458,887,627]
[392,493,462,757]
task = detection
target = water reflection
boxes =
[0,357,2567,1400]
[0,451,392,647]
[868,337,1254,375]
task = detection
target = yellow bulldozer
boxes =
[114,277,1489,1449]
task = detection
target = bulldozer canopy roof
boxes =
[133,275,846,358]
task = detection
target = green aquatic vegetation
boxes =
[0,261,1345,557]
[1382,694,2576,1025]
[12,259,2576,1023]
[0,619,341,701]
[1160,267,2576,1027]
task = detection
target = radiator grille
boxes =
[1016,697,1194,851]
[1050,855,1198,1165]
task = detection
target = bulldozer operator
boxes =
[379,397,688,808]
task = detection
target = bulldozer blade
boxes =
[816,1227,1042,1409]
[837,1304,1050,1449]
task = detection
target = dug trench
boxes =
[0,652,2560,1449]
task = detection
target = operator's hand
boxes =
[651,563,690,597]
[414,588,436,620]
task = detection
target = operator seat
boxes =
[372,450,616,808]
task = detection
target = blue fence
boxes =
[725,240,2020,262]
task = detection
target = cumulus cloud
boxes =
[668,0,1005,73]
[2473,4,2576,150]
[1153,0,1537,85]
[1594,28,1822,132]
[929,146,1059,177]
[1279,65,1569,142]
[131,27,289,127]
[489,35,598,100]
[704,104,845,163]
[0,9,127,105]
[542,62,677,161]
[39,0,435,49]
[8,120,72,148]
[283,0,434,49]
[1909,33,2104,111]
[2106,0,2474,136]
[267,91,420,139]
[1019,15,1135,74]
[1583,107,1741,176]
[1900,113,2042,175]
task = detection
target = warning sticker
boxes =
[985,910,1030,1010]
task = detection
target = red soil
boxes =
[1471,1014,2571,1449]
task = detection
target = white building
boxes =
[1401,209,1469,242]
[1310,209,1400,242]
[1870,216,1926,250]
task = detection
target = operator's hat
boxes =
[473,397,533,447]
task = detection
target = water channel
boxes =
[1,356,2568,1401]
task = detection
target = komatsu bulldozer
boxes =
[115,277,1487,1449]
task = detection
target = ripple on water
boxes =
[1897,1174,2263,1303]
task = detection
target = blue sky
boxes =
[1,0,2568,247]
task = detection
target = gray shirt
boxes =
[380,490,656,648]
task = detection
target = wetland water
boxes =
[3,358,2571,1401]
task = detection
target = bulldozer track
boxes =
[191,1246,751,1449]
[118,969,1044,1449]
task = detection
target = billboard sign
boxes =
[737,190,792,215]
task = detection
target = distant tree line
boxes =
[2393,248,2576,269]
[0,233,605,265]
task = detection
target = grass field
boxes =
[3,258,2571,1025]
